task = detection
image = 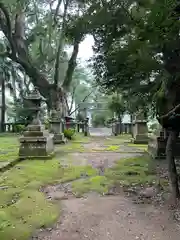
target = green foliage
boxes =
[44,119,50,130]
[108,94,126,117]
[91,0,180,115]
[76,112,84,121]
[0,134,98,240]
[64,128,75,140]
[92,113,106,127]
[72,155,157,197]
[14,124,26,133]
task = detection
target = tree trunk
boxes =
[1,77,5,132]
[118,115,122,134]
[166,130,180,201]
[130,114,133,137]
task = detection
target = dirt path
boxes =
[32,136,180,240]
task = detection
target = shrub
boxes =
[14,124,26,133]
[64,128,75,140]
[44,119,50,130]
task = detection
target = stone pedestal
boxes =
[133,120,148,144]
[112,121,119,136]
[77,122,80,132]
[49,111,66,144]
[50,120,65,144]
[148,131,166,159]
[148,129,180,159]
[18,87,54,159]
[19,124,54,159]
[84,118,89,136]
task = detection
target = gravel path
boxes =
[33,195,180,240]
[32,133,180,240]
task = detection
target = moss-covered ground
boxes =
[0,133,156,240]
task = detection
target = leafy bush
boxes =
[14,124,26,133]
[92,114,106,127]
[64,128,75,140]
[44,119,50,130]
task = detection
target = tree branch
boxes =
[69,89,94,116]
[0,3,16,56]
[62,38,80,89]
[54,0,63,25]
[68,85,77,113]
[158,103,180,120]
[54,0,70,87]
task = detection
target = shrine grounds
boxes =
[0,132,177,240]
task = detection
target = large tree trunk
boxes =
[1,77,5,132]
[166,130,180,201]
[130,114,133,137]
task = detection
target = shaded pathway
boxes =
[32,131,180,240]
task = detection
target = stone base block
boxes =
[148,136,180,160]
[19,134,54,159]
[53,133,66,144]
[133,134,148,144]
[148,137,166,159]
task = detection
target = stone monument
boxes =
[148,127,166,159]
[84,117,89,136]
[19,87,54,159]
[148,127,180,159]
[49,109,65,144]
[133,110,148,144]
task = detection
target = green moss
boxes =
[0,191,59,240]
[105,155,156,186]
[91,145,120,152]
[72,176,111,197]
[0,157,97,240]
[103,134,131,144]
[0,136,19,162]
[127,143,148,151]
[72,133,91,143]
[59,142,86,152]
[105,145,119,151]
[71,156,157,196]
[60,165,98,183]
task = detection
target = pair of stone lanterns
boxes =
[19,87,65,159]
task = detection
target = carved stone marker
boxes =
[148,128,180,159]
[84,117,89,136]
[49,109,65,144]
[111,118,120,136]
[148,128,166,159]
[19,87,54,159]
[133,111,148,144]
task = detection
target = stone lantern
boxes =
[84,117,89,136]
[19,87,54,159]
[133,110,148,144]
[49,109,66,144]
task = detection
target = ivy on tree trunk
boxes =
[166,130,180,201]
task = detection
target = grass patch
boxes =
[105,145,119,151]
[127,143,148,151]
[72,176,111,197]
[91,145,120,152]
[71,155,157,196]
[59,142,86,152]
[106,155,156,186]
[72,133,91,143]
[0,157,96,240]
[0,136,19,162]
[103,135,131,144]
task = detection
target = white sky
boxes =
[78,35,94,61]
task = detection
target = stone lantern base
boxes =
[19,125,54,159]
[133,134,149,144]
[53,133,66,144]
[132,120,148,144]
